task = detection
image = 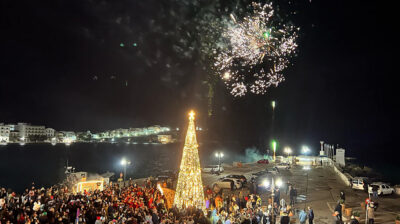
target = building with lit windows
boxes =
[0,123,10,143]
[14,123,46,141]
[45,128,55,138]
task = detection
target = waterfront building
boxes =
[0,123,10,143]
[76,131,92,141]
[57,131,76,143]
[9,131,20,142]
[157,134,172,144]
[45,128,55,138]
[15,123,46,142]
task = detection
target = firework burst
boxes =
[215,2,298,97]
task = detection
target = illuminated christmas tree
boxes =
[173,111,206,211]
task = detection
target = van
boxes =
[202,165,224,173]
[351,177,369,191]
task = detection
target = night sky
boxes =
[1,1,397,161]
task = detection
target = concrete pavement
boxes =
[202,162,400,223]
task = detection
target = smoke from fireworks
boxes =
[214,2,298,97]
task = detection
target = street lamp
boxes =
[302,145,310,155]
[215,152,224,172]
[120,158,131,181]
[262,177,283,222]
[284,147,292,157]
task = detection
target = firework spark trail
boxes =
[214,2,298,97]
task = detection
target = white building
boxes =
[57,131,76,144]
[15,123,46,141]
[0,123,10,143]
[45,128,55,138]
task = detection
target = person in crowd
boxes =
[372,185,379,199]
[286,181,291,195]
[280,211,290,224]
[349,215,360,224]
[307,206,314,224]
[334,201,343,222]
[274,188,280,204]
[1,178,299,224]
[298,209,307,224]
[279,198,286,211]
[289,186,296,206]
[332,211,342,224]
[340,191,345,203]
[367,202,375,224]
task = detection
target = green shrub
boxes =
[396,214,400,220]
[352,211,360,217]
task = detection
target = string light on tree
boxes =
[173,110,206,211]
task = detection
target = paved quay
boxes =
[201,162,400,224]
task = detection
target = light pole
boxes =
[120,158,131,181]
[215,152,224,172]
[284,147,292,157]
[302,145,310,155]
[304,168,310,210]
[262,177,283,222]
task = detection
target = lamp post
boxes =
[304,170,309,210]
[302,146,310,155]
[271,178,275,221]
[120,158,131,181]
[215,152,224,172]
[284,147,292,157]
[262,177,283,222]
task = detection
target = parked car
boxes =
[351,177,369,191]
[276,163,291,169]
[368,182,395,196]
[203,165,224,173]
[266,167,280,175]
[251,170,270,178]
[257,159,269,164]
[213,178,242,190]
[222,175,247,184]
[155,175,170,181]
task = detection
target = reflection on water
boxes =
[0,142,245,192]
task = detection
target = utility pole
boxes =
[271,178,275,222]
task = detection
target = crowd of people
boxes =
[1,179,316,224]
